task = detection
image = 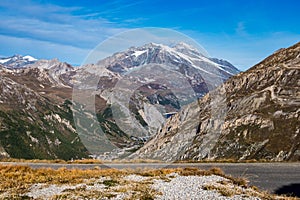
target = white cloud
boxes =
[0,17,124,48]
[0,0,127,49]
[235,22,249,37]
[0,0,132,64]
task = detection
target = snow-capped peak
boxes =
[23,55,37,62]
[0,55,38,69]
[98,42,240,82]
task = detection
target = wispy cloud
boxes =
[0,0,131,64]
[0,17,124,48]
[1,0,299,69]
[89,0,143,16]
[0,0,127,49]
[235,22,249,37]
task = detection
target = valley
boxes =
[0,42,299,163]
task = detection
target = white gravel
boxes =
[26,183,80,199]
[85,183,106,191]
[23,174,262,200]
[152,174,261,200]
[123,174,150,182]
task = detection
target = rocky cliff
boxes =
[133,42,300,162]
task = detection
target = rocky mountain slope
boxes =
[0,73,88,159]
[132,42,300,162]
[0,43,238,159]
[0,57,89,159]
[72,43,239,156]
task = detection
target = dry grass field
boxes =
[0,164,297,199]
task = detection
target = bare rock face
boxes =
[133,42,300,162]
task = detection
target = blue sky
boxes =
[0,0,299,70]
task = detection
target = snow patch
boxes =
[132,50,147,57]
[23,55,37,61]
[0,58,11,64]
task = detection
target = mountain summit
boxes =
[93,42,239,98]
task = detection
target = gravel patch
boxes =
[152,174,261,200]
[24,174,263,200]
[85,183,106,191]
[123,174,150,182]
[26,183,80,199]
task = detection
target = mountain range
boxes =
[0,42,299,161]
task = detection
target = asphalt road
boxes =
[1,162,299,195]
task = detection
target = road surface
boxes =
[1,162,299,195]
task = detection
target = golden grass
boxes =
[0,158,104,164]
[0,165,295,199]
[104,159,165,163]
[202,184,236,197]
[68,159,103,164]
[0,158,164,164]
[0,157,66,163]
[0,164,125,197]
